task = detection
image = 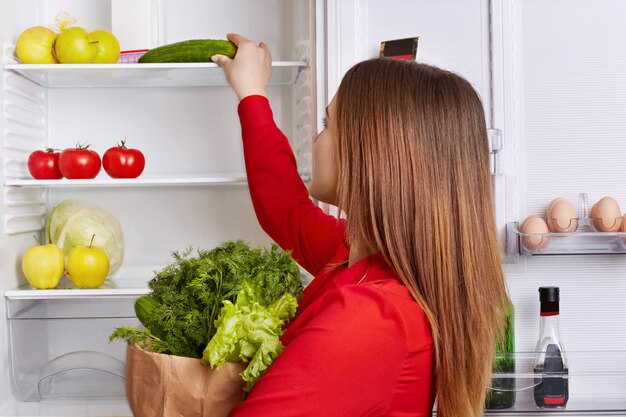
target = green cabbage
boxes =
[46,199,125,275]
[202,281,298,391]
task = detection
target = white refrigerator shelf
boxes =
[4,277,150,300]
[4,174,249,188]
[4,173,311,188]
[3,61,308,88]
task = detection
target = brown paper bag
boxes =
[126,343,246,417]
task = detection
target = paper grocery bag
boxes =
[126,343,245,417]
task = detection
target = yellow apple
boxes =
[90,30,120,64]
[16,26,59,64]
[54,27,97,63]
[21,243,64,289]
[67,241,110,288]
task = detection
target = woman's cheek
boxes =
[309,135,338,205]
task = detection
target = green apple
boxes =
[16,26,59,64]
[54,27,97,63]
[90,30,120,64]
[67,237,110,288]
[21,243,64,289]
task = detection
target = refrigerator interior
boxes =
[0,0,314,415]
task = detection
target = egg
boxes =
[519,215,550,251]
[545,197,578,233]
[591,196,622,232]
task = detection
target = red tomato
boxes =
[59,145,102,179]
[28,148,63,179]
[103,140,145,179]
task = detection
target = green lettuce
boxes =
[202,282,298,391]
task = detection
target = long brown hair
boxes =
[334,58,507,417]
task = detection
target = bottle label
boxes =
[534,344,569,408]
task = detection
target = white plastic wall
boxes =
[0,0,53,408]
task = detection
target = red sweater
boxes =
[228,95,435,417]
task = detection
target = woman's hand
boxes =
[212,33,272,100]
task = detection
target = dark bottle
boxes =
[485,299,516,409]
[533,286,569,408]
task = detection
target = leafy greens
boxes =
[203,281,298,391]
[110,240,303,360]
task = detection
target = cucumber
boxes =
[134,295,167,340]
[138,39,237,63]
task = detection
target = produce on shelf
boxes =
[110,240,303,391]
[15,13,120,64]
[46,199,124,275]
[103,139,145,178]
[21,241,65,289]
[138,39,237,63]
[27,148,63,179]
[54,27,97,63]
[15,26,58,64]
[58,144,102,179]
[90,30,121,64]
[67,234,110,288]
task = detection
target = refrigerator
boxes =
[1,0,626,416]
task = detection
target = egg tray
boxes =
[507,220,626,256]
[508,193,626,256]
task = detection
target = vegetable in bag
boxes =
[110,240,303,391]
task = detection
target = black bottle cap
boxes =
[539,286,560,314]
[539,286,559,302]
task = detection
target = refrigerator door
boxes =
[496,0,626,414]
[500,0,626,355]
[328,1,626,415]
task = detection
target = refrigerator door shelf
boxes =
[507,221,626,257]
[487,350,626,414]
[3,61,307,88]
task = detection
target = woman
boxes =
[213,34,507,417]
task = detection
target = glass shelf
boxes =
[3,61,307,88]
[485,351,626,414]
